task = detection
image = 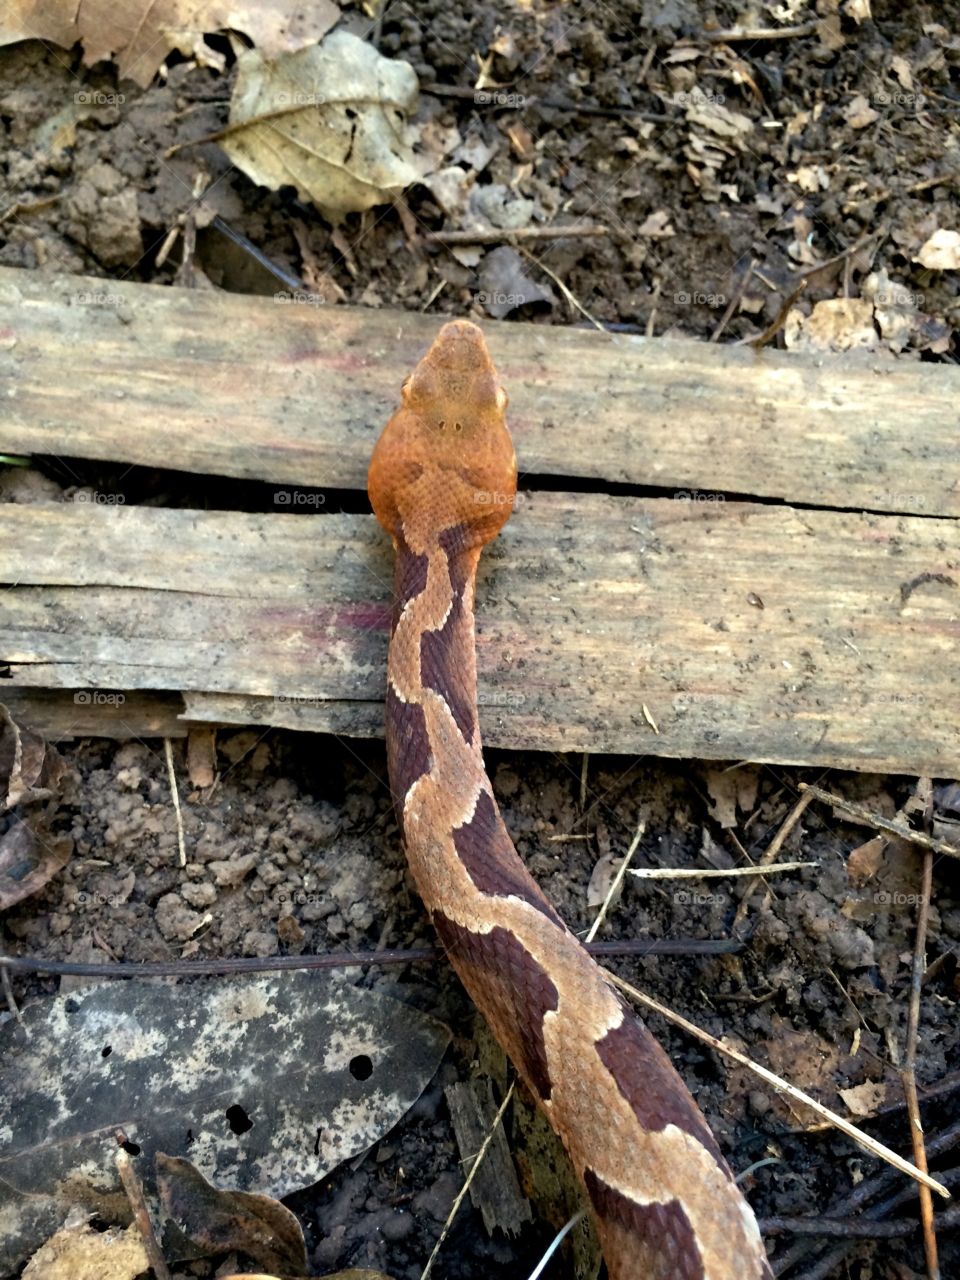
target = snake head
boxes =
[369,320,518,549]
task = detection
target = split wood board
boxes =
[0,496,956,774]
[2,266,959,517]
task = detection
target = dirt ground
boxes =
[1,2,959,1278]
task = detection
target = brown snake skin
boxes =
[368,320,772,1279]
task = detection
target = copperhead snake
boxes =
[368,321,772,1279]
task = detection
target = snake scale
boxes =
[368,320,772,1279]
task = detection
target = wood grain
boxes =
[0,497,956,773]
[2,266,958,516]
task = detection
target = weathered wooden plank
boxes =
[0,689,188,740]
[0,497,956,773]
[1,266,957,517]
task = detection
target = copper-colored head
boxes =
[368,321,518,549]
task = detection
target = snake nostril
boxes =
[454,421,463,432]
[437,419,446,431]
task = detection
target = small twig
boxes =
[733,788,814,929]
[842,172,958,214]
[688,21,819,43]
[519,246,607,332]
[0,194,61,224]
[116,1142,171,1280]
[1,963,27,1035]
[631,861,814,880]
[579,752,589,812]
[741,279,807,349]
[528,1210,586,1280]
[760,790,815,866]
[164,738,187,867]
[420,1082,515,1280]
[211,215,305,292]
[424,223,609,245]
[903,846,940,1278]
[799,783,960,861]
[586,821,645,943]
[605,969,950,1198]
[0,936,742,980]
[772,1121,960,1276]
[762,1210,954,1239]
[710,257,755,342]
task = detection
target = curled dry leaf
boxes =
[0,704,71,911]
[0,0,340,89]
[0,703,65,810]
[221,31,420,221]
[478,246,555,319]
[157,1153,307,1274]
[0,820,72,913]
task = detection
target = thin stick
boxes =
[842,172,957,214]
[710,258,755,342]
[528,1210,586,1280]
[772,1119,960,1276]
[1,963,27,1034]
[733,787,814,929]
[586,821,645,943]
[762,1209,957,1239]
[799,783,960,861]
[690,21,818,42]
[0,937,740,979]
[163,738,187,867]
[519,246,607,332]
[605,969,950,1198]
[116,1144,171,1280]
[424,224,609,245]
[631,861,814,880]
[760,790,815,866]
[420,1082,515,1280]
[903,847,939,1277]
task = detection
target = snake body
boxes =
[368,320,772,1279]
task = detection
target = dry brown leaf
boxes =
[785,298,878,352]
[637,209,675,238]
[0,705,71,910]
[22,1223,148,1280]
[220,31,420,221]
[704,766,758,829]
[844,93,880,129]
[839,1080,886,1118]
[157,1152,307,1274]
[847,834,887,885]
[915,228,960,271]
[587,852,622,910]
[0,704,64,810]
[0,820,73,912]
[683,93,753,144]
[477,246,555,319]
[186,726,217,789]
[0,0,340,89]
